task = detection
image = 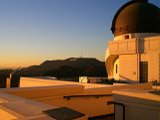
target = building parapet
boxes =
[108,37,160,55]
[112,89,160,120]
[1,82,152,118]
[20,77,111,89]
[108,38,137,55]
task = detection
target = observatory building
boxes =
[105,0,160,83]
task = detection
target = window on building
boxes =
[119,27,122,32]
[125,35,129,39]
[116,64,118,74]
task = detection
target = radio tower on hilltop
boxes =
[80,52,83,59]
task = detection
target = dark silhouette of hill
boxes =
[44,65,107,78]
[16,57,107,77]
[0,58,108,88]
[0,69,13,75]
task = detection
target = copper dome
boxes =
[111,0,160,36]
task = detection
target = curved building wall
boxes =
[105,48,119,79]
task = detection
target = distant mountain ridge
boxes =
[16,57,107,77]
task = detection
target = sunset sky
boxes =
[0,0,159,69]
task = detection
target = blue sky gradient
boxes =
[0,0,159,68]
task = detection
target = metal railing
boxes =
[64,94,112,100]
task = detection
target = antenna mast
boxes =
[81,52,82,58]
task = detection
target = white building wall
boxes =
[119,54,138,82]
[106,33,160,82]
[140,54,148,61]
[148,52,160,82]
[20,77,61,87]
[20,77,112,88]
[113,89,160,120]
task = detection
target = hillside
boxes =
[16,57,107,77]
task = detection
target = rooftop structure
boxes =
[112,89,160,120]
[3,75,157,119]
[0,79,153,120]
[106,0,160,83]
[111,0,160,36]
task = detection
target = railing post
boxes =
[6,78,11,88]
[107,101,125,120]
